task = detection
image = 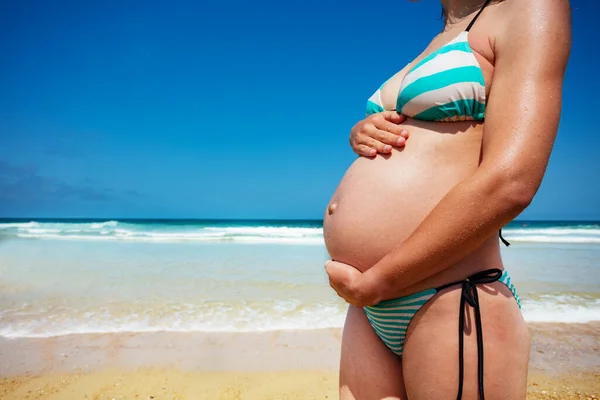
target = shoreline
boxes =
[0,323,599,399]
[0,329,343,377]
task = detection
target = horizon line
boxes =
[1,217,599,223]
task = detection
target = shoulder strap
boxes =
[466,0,493,31]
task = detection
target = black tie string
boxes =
[438,268,503,400]
[499,229,511,247]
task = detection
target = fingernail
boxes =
[401,129,408,136]
[369,149,376,156]
[383,145,392,152]
[397,137,405,146]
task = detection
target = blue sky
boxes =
[0,0,597,220]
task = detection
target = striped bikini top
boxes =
[366,0,491,122]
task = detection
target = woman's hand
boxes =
[350,111,410,157]
[325,260,380,307]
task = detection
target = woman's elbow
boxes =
[488,170,540,214]
[504,181,536,212]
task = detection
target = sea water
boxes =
[0,219,599,338]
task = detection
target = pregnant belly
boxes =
[323,124,482,272]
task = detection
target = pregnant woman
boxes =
[323,0,571,399]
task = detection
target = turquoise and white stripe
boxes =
[498,269,522,309]
[366,31,487,122]
[366,83,386,115]
[364,289,436,355]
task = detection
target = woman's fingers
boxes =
[374,112,408,137]
[359,133,394,154]
[364,123,407,148]
[373,118,409,143]
[354,144,377,157]
[380,111,407,125]
[349,112,410,156]
[353,133,404,156]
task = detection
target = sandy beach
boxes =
[1,323,599,399]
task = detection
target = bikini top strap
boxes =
[466,0,493,31]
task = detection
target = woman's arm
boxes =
[345,0,572,306]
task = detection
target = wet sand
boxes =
[1,323,599,399]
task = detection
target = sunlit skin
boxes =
[322,0,571,398]
[349,111,410,157]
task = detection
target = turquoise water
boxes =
[0,219,599,337]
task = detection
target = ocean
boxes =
[0,219,599,338]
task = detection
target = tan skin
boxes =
[350,111,410,157]
[322,0,571,399]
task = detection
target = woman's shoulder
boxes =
[473,0,570,67]
[494,0,571,43]
[498,0,570,17]
[490,0,571,70]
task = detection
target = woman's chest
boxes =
[378,29,495,116]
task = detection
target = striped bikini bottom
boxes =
[363,268,521,400]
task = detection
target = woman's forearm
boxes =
[361,166,535,303]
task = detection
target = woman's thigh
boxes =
[340,305,408,400]
[402,282,530,400]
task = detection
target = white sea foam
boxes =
[506,235,600,244]
[203,226,323,237]
[90,220,119,229]
[0,302,346,338]
[2,221,324,244]
[14,232,323,244]
[2,221,600,244]
[520,295,600,323]
[0,294,598,338]
[502,225,600,244]
[0,221,39,228]
[507,227,600,236]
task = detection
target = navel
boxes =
[328,202,338,215]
